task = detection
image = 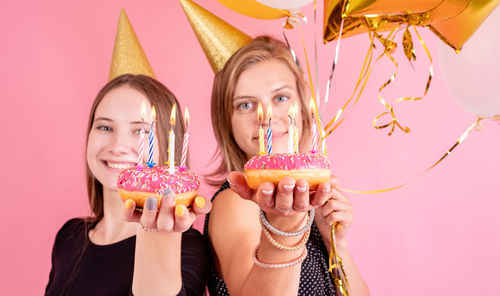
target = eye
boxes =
[275,95,289,103]
[238,102,254,110]
[133,128,143,135]
[96,125,112,132]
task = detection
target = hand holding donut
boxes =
[314,176,353,247]
[122,189,212,233]
[227,172,330,221]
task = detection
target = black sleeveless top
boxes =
[203,182,336,295]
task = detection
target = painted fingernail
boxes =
[124,199,134,210]
[296,186,307,193]
[194,196,205,208]
[175,205,185,217]
[283,184,295,191]
[163,187,173,196]
[146,197,158,211]
[262,190,273,195]
[322,184,331,193]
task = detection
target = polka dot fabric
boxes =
[204,182,336,295]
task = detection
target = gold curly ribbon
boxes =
[322,12,435,139]
[339,116,500,194]
[372,24,434,135]
[329,223,350,296]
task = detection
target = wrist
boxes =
[265,212,308,232]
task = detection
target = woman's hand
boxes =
[121,189,212,233]
[314,176,353,248]
[227,171,331,227]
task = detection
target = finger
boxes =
[330,175,340,187]
[255,182,275,211]
[325,211,353,227]
[173,205,193,232]
[140,197,159,231]
[156,190,176,232]
[122,199,135,221]
[311,182,331,207]
[320,199,352,218]
[192,196,212,216]
[274,177,295,213]
[330,187,349,203]
[293,179,310,212]
[227,172,253,200]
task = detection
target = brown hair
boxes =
[85,74,186,222]
[208,36,312,185]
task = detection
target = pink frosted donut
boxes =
[244,153,331,190]
[117,166,200,207]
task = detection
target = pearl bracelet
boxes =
[252,246,307,269]
[261,221,311,251]
[259,208,315,237]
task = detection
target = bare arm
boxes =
[209,173,330,295]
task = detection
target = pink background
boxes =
[1,0,499,295]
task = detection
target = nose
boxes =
[109,132,133,155]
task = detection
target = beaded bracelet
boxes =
[261,221,311,251]
[252,246,308,269]
[259,208,315,237]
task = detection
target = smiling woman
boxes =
[45,74,210,296]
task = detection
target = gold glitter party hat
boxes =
[108,9,155,81]
[179,0,252,73]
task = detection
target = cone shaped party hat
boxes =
[179,0,252,73]
[108,9,155,81]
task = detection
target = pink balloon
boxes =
[439,6,500,118]
[256,0,313,10]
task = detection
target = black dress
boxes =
[204,182,336,295]
[46,218,209,296]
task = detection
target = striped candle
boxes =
[266,105,272,154]
[288,106,294,153]
[168,104,176,174]
[180,108,189,167]
[310,99,318,153]
[137,128,145,165]
[147,106,156,167]
[293,104,299,153]
[257,103,265,154]
[137,102,146,166]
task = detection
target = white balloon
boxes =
[439,6,500,118]
[256,0,313,10]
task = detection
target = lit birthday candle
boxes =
[147,106,156,167]
[257,103,265,155]
[266,105,272,154]
[180,107,189,168]
[169,104,176,174]
[288,106,294,153]
[309,99,318,153]
[137,102,147,166]
[293,104,299,153]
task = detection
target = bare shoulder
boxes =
[208,188,261,289]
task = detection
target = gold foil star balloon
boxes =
[108,9,155,81]
[179,0,252,73]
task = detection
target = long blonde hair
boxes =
[208,36,312,186]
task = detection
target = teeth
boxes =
[107,162,135,170]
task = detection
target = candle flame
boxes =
[266,104,272,121]
[170,104,176,126]
[257,103,263,123]
[141,102,147,118]
[184,107,190,130]
[151,106,156,121]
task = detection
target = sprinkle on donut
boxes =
[117,166,200,195]
[244,153,330,171]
